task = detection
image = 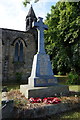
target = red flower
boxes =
[29,97,42,103]
[29,97,61,104]
[52,97,61,104]
[43,97,61,104]
[29,97,34,103]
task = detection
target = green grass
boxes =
[39,108,80,120]
[69,85,80,92]
[3,84,80,92]
[2,85,20,91]
[54,75,67,77]
[61,111,80,119]
[54,75,68,84]
[51,108,80,119]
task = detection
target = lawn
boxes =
[50,108,80,120]
[69,85,80,92]
[2,84,20,91]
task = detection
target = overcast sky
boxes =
[0,0,58,31]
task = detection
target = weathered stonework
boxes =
[15,102,80,119]
[28,17,57,87]
[2,28,37,84]
[2,6,37,84]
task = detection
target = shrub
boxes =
[15,72,22,83]
[66,72,80,85]
[58,71,62,75]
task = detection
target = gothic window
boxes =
[14,42,19,61]
[19,42,23,62]
[14,40,24,62]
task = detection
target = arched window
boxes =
[19,42,23,62]
[14,40,24,62]
[14,42,19,61]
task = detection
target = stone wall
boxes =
[14,102,80,119]
[2,28,37,84]
[0,28,2,120]
[0,29,2,84]
[2,100,14,119]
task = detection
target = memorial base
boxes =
[28,53,58,87]
[20,85,69,98]
[28,76,57,87]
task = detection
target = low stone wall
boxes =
[1,97,80,119]
[15,102,80,119]
[2,100,14,119]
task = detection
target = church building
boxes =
[1,6,38,84]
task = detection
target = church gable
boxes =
[2,28,37,84]
[2,6,38,84]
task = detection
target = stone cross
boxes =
[33,17,48,54]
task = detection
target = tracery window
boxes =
[14,40,23,62]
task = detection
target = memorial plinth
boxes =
[28,53,57,87]
[20,17,69,98]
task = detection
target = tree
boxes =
[23,0,39,7]
[44,1,80,75]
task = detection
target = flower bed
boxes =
[6,90,80,109]
[29,97,61,104]
[4,90,80,119]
